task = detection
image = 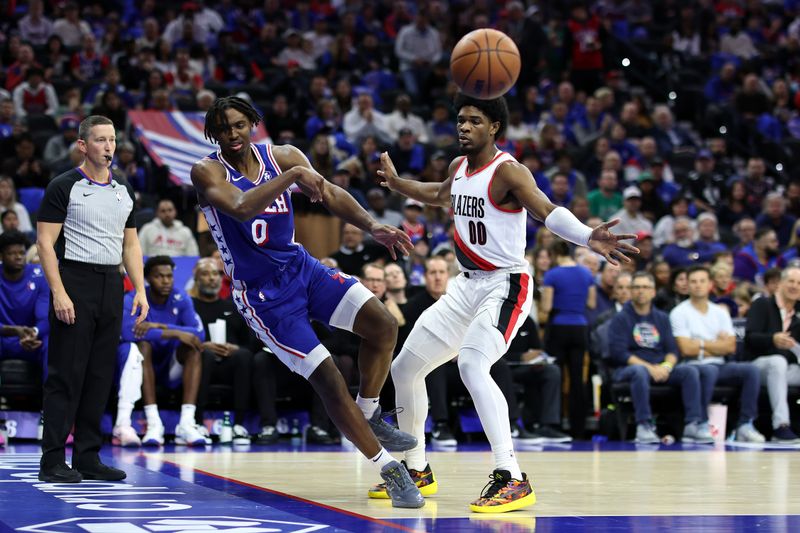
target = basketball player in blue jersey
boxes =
[376,93,639,513]
[0,230,49,379]
[191,96,423,508]
[123,256,207,447]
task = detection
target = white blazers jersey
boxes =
[450,150,528,272]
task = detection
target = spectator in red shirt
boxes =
[565,5,604,93]
[70,34,110,84]
[5,44,41,92]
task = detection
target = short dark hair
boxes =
[765,266,783,284]
[0,229,29,253]
[78,115,114,141]
[755,227,775,241]
[144,255,175,277]
[453,92,509,140]
[26,67,44,80]
[669,266,687,287]
[686,264,710,280]
[548,238,570,259]
[424,255,448,272]
[203,96,262,143]
[632,271,656,287]
[1,210,19,223]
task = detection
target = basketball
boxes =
[450,28,521,100]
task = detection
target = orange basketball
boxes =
[450,28,521,100]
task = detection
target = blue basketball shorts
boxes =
[232,251,373,378]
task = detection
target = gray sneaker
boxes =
[380,460,425,508]
[635,423,660,444]
[368,407,418,452]
[734,422,765,443]
[682,421,714,444]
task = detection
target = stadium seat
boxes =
[17,187,46,220]
[25,114,57,134]
[0,359,42,410]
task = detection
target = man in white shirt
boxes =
[343,92,392,146]
[139,199,200,257]
[394,9,442,98]
[670,265,765,442]
[385,94,428,143]
[18,0,53,47]
[52,2,91,49]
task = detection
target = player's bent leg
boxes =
[113,343,143,447]
[174,344,206,447]
[461,312,535,513]
[176,344,202,406]
[138,341,157,406]
[368,325,458,499]
[350,296,397,399]
[307,356,424,508]
[332,287,416,451]
[137,341,164,446]
[308,357,382,458]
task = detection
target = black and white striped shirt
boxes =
[38,168,136,265]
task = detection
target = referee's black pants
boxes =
[41,261,123,470]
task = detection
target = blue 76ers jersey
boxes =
[200,144,304,285]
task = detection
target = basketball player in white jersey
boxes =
[370,93,638,513]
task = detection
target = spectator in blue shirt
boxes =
[540,239,596,439]
[607,271,710,444]
[756,192,797,248]
[704,62,738,105]
[0,230,49,379]
[122,255,206,447]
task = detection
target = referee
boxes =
[36,115,148,483]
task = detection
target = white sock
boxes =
[355,394,380,418]
[144,404,161,427]
[458,346,522,480]
[493,448,522,480]
[368,447,396,473]
[180,404,196,427]
[116,402,134,428]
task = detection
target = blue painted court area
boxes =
[1,443,798,532]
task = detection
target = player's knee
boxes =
[391,351,409,380]
[457,352,489,388]
[371,307,398,346]
[309,358,346,395]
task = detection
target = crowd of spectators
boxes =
[3,0,800,445]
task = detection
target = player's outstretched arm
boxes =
[191,157,305,221]
[273,145,412,260]
[378,152,453,208]
[498,161,639,265]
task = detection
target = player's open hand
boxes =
[295,166,325,203]
[377,152,400,190]
[371,223,413,260]
[587,219,639,266]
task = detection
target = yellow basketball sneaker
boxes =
[469,469,536,513]
[368,461,438,499]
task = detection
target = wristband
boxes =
[545,206,593,247]
[660,361,674,371]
